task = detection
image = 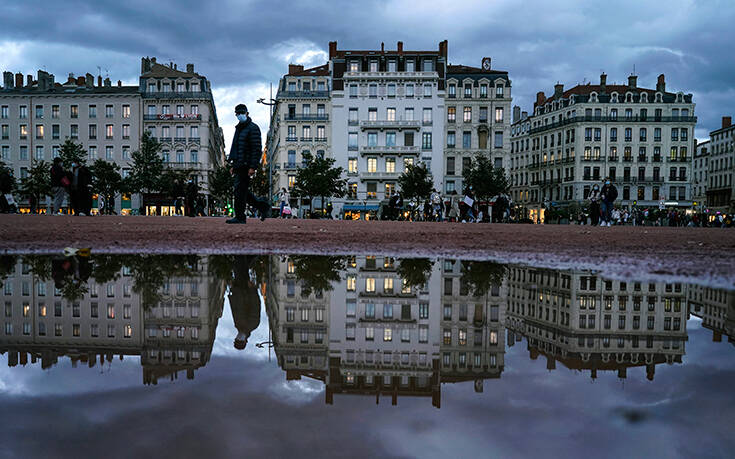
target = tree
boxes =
[460,261,507,297]
[396,258,434,290]
[462,153,509,201]
[128,131,164,211]
[398,162,433,201]
[288,255,345,295]
[59,139,87,169]
[90,159,123,214]
[250,163,270,203]
[292,152,346,215]
[17,160,52,213]
[159,168,191,203]
[208,164,234,214]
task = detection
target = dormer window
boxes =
[369,61,378,72]
[656,93,662,102]
[641,92,648,103]
[611,93,618,102]
[388,60,396,72]
[590,92,597,102]
[349,61,359,72]
[626,93,632,102]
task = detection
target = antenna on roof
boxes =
[632,64,636,75]
[104,68,109,78]
[97,66,102,77]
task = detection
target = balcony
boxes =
[174,137,187,142]
[165,161,202,170]
[283,162,303,170]
[276,90,329,99]
[342,71,437,80]
[360,145,420,156]
[668,176,688,182]
[285,136,298,142]
[622,156,633,162]
[360,171,400,181]
[359,120,421,130]
[284,114,328,121]
[314,136,328,142]
[159,137,172,143]
[189,137,200,144]
[528,115,698,135]
[581,156,604,162]
[144,91,209,99]
[668,156,689,162]
[652,155,662,162]
[143,114,201,121]
[608,156,619,162]
[637,156,648,162]
[300,137,313,142]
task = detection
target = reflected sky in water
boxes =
[0,254,733,459]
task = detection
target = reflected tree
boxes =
[125,255,199,307]
[460,261,507,296]
[288,255,345,295]
[396,258,434,290]
[0,255,17,290]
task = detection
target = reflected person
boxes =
[229,256,261,350]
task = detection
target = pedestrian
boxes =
[278,187,290,218]
[70,162,92,216]
[463,188,476,222]
[229,256,261,350]
[430,189,443,222]
[185,178,198,217]
[226,104,269,224]
[588,184,601,226]
[50,157,68,215]
[599,178,617,226]
[448,197,459,222]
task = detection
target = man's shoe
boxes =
[226,218,246,224]
[260,205,270,221]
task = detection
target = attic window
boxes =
[656,93,662,102]
[626,93,632,102]
[611,93,618,102]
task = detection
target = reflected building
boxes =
[688,285,735,346]
[506,267,688,380]
[0,256,225,384]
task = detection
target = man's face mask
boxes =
[236,113,248,122]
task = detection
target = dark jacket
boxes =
[75,166,92,191]
[229,256,261,338]
[51,163,65,187]
[228,118,262,170]
[601,183,618,203]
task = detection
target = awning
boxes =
[343,204,379,211]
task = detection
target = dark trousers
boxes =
[234,171,266,220]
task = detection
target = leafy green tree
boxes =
[292,152,346,215]
[460,261,507,297]
[90,159,123,214]
[17,160,52,213]
[208,164,234,214]
[398,162,433,201]
[396,258,434,290]
[59,139,87,169]
[288,255,345,295]
[124,255,199,307]
[462,153,509,201]
[0,160,15,194]
[250,162,271,203]
[159,168,191,202]
[128,131,164,210]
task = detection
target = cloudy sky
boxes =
[1,0,733,147]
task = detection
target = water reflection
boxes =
[0,253,733,404]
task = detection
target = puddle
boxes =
[0,254,734,458]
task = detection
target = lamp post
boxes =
[257,83,277,205]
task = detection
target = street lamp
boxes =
[257,83,277,205]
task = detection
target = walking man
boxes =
[600,178,618,227]
[227,104,269,224]
[50,157,67,214]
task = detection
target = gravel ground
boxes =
[1,215,734,288]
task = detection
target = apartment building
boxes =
[693,140,710,210]
[139,57,226,215]
[506,266,688,379]
[706,116,734,214]
[510,73,696,222]
[266,64,331,205]
[688,285,735,346]
[0,58,225,215]
[0,70,140,213]
[1,256,226,384]
[444,60,511,195]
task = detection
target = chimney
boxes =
[439,40,448,58]
[535,91,546,107]
[76,76,85,86]
[397,41,403,54]
[85,73,94,88]
[15,72,23,88]
[656,73,666,92]
[723,116,732,129]
[104,77,111,87]
[600,73,607,93]
[141,57,151,74]
[117,80,122,87]
[554,83,564,98]
[521,110,528,120]
[328,41,337,59]
[186,63,194,73]
[3,71,13,89]
[288,64,304,75]
[513,105,521,123]
[628,75,637,88]
[66,73,75,84]
[381,42,384,52]
[98,75,102,87]
[37,70,51,91]
[27,75,33,87]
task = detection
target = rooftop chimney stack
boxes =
[27,75,33,87]
[628,75,637,88]
[656,74,666,92]
[397,41,403,54]
[521,110,528,120]
[535,91,546,107]
[600,73,607,92]
[723,116,732,129]
[76,76,85,86]
[513,105,521,123]
[98,75,102,87]
[186,63,194,73]
[104,77,111,87]
[554,83,564,98]
[328,41,337,59]
[117,80,122,87]
[381,42,384,52]
[85,73,93,88]
[288,64,304,75]
[439,40,448,58]
[3,71,13,89]
[141,57,151,73]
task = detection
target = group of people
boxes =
[50,157,93,216]
[586,178,619,226]
[379,188,512,223]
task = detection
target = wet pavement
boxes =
[0,254,734,458]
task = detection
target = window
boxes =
[423,84,432,97]
[106,124,114,139]
[383,303,393,319]
[448,84,456,98]
[385,157,395,173]
[463,107,472,122]
[494,131,503,148]
[405,84,414,98]
[367,157,377,172]
[383,328,393,342]
[422,132,432,150]
[423,108,432,124]
[463,131,471,149]
[495,107,503,123]
[495,85,504,98]
[447,132,456,148]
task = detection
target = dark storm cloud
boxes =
[2,0,733,138]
